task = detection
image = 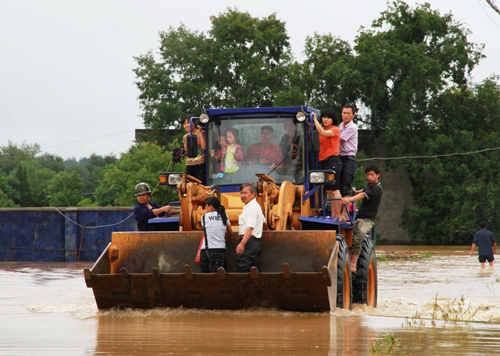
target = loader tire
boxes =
[352,236,377,307]
[336,235,352,310]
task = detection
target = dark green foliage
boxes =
[0,142,40,174]
[47,171,84,207]
[301,34,357,109]
[401,79,500,243]
[37,153,66,173]
[7,161,55,207]
[134,8,293,142]
[93,141,181,207]
[0,142,118,207]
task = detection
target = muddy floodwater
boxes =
[1,246,500,355]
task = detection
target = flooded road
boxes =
[1,246,499,355]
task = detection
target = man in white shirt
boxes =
[236,183,266,272]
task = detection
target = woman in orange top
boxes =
[312,109,343,217]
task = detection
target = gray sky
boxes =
[1,0,499,160]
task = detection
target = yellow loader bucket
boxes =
[84,230,338,312]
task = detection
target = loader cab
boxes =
[204,107,320,189]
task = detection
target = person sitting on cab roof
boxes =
[133,183,179,232]
[244,125,284,170]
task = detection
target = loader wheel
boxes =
[336,235,352,310]
[352,236,377,307]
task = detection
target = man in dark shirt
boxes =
[341,165,383,273]
[470,221,497,270]
[133,182,178,231]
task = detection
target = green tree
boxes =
[47,171,84,207]
[83,154,117,197]
[337,0,492,243]
[7,161,56,206]
[134,9,293,140]
[401,78,500,243]
[0,188,17,207]
[37,153,65,173]
[352,0,483,138]
[94,142,180,206]
[0,142,41,174]
[301,33,356,109]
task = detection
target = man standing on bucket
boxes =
[470,221,497,271]
[236,183,266,272]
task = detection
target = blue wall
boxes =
[0,207,137,262]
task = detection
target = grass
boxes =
[400,295,479,330]
[430,294,478,327]
[378,254,390,262]
[419,252,432,258]
[369,334,400,354]
[486,275,499,292]
[377,252,432,262]
[402,311,426,329]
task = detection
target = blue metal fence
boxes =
[0,207,137,262]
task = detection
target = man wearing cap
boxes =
[133,182,178,231]
[236,183,266,272]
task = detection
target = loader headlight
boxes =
[199,111,209,123]
[309,170,335,184]
[296,109,306,122]
[159,172,184,186]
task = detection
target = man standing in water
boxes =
[236,183,266,272]
[340,165,383,273]
[470,221,497,270]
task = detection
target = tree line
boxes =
[2,1,499,244]
[133,1,500,244]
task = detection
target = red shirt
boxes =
[318,126,340,161]
[244,143,284,168]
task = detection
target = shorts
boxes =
[319,155,342,191]
[478,254,495,263]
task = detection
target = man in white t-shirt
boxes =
[236,183,266,272]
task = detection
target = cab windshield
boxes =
[207,117,305,186]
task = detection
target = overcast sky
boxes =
[1,0,499,160]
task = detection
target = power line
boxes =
[44,131,133,149]
[484,0,500,16]
[358,146,500,162]
[478,0,500,28]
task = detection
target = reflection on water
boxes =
[1,247,500,355]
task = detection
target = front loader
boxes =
[84,106,377,312]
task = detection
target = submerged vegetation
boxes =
[377,252,432,262]
[369,334,400,354]
[430,295,479,326]
[401,294,479,330]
